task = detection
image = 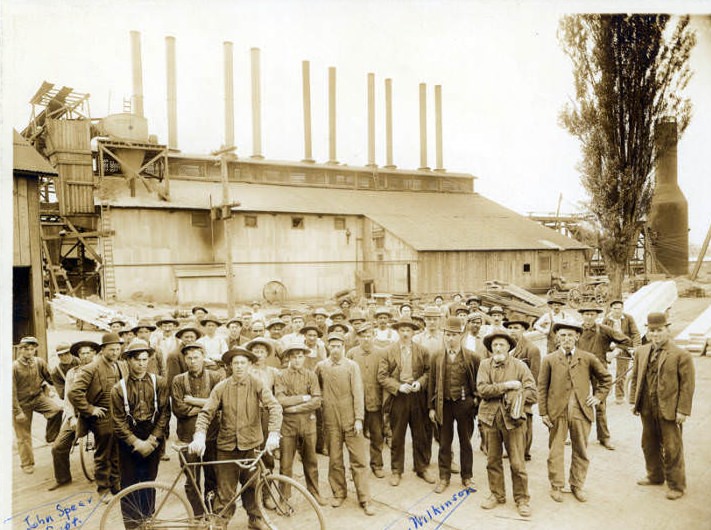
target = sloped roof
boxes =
[102,178,588,252]
[13,130,57,175]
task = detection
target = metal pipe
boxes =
[367,73,376,167]
[130,31,144,117]
[223,42,235,148]
[328,66,338,164]
[435,84,444,171]
[419,83,429,170]
[302,60,314,162]
[385,78,395,168]
[251,47,263,159]
[166,36,178,150]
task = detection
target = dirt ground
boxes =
[6,297,711,530]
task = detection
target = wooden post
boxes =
[690,223,711,281]
[213,146,238,315]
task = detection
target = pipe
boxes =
[419,83,429,170]
[223,41,235,148]
[385,78,395,168]
[328,66,338,164]
[130,31,144,117]
[435,84,444,171]
[367,73,376,167]
[302,60,314,162]
[251,47,263,159]
[166,36,178,150]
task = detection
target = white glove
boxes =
[189,432,206,457]
[265,432,280,453]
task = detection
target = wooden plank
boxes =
[64,218,103,265]
[15,177,31,266]
[26,177,48,360]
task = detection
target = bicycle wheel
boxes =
[257,474,326,530]
[80,432,95,482]
[100,481,194,530]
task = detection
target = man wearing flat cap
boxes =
[190,347,282,530]
[630,313,695,501]
[534,297,571,354]
[538,322,612,504]
[111,339,171,526]
[50,342,80,400]
[603,300,641,404]
[477,331,536,517]
[13,336,63,475]
[69,333,128,499]
[378,317,436,486]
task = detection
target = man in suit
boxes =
[603,300,641,404]
[377,316,435,486]
[538,322,612,503]
[629,312,695,500]
[428,317,480,494]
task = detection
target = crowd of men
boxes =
[12,293,696,527]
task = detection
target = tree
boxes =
[559,14,696,297]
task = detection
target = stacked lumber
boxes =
[50,294,123,331]
[485,280,548,308]
[675,301,711,353]
[623,281,678,337]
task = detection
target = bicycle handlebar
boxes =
[172,443,271,470]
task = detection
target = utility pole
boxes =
[212,145,239,316]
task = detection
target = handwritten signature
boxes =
[3,492,101,530]
[407,487,476,530]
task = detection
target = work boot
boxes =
[47,480,72,491]
[666,489,684,500]
[417,469,436,484]
[549,487,563,503]
[480,494,504,510]
[330,497,345,508]
[637,477,663,486]
[434,481,449,494]
[372,468,385,479]
[571,485,587,502]
[516,502,532,517]
[247,516,270,530]
[389,473,402,487]
[361,501,376,516]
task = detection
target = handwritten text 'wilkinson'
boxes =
[408,487,476,529]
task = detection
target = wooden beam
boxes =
[43,230,112,241]
[64,218,103,265]
[690,223,711,281]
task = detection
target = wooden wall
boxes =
[360,218,419,294]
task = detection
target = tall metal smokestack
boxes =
[130,31,144,117]
[419,83,429,171]
[367,73,376,167]
[384,78,395,169]
[328,66,338,165]
[250,47,263,159]
[434,84,444,171]
[302,60,314,163]
[649,119,689,274]
[223,42,235,148]
[166,36,178,150]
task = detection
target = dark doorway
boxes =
[13,266,33,344]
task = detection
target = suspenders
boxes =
[119,373,158,426]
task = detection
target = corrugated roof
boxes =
[102,178,588,252]
[13,130,57,175]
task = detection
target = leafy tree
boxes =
[559,14,695,297]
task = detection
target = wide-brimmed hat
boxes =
[299,321,323,337]
[577,306,604,314]
[465,295,481,305]
[608,299,624,307]
[70,340,100,356]
[118,328,134,338]
[355,322,373,334]
[282,340,308,358]
[328,322,349,333]
[422,305,442,318]
[266,317,286,329]
[329,310,347,320]
[391,316,421,331]
[100,333,123,347]
[222,347,257,365]
[181,343,206,355]
[504,320,531,330]
[412,314,425,327]
[489,305,505,315]
[155,314,179,327]
[19,336,39,346]
[547,297,565,306]
[483,332,517,352]
[326,331,346,343]
[279,309,292,318]
[175,326,203,339]
[226,316,243,327]
[55,342,72,356]
[646,312,670,329]
[348,309,367,323]
[131,319,156,333]
[191,306,208,315]
[108,318,127,327]
[245,337,275,355]
[200,314,223,327]
[443,316,464,334]
[552,321,583,334]
[122,338,154,359]
[312,307,330,318]
[374,307,391,317]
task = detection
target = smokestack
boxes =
[367,73,376,167]
[302,60,314,163]
[419,83,429,171]
[328,66,338,164]
[223,42,235,148]
[250,47,263,159]
[130,31,144,117]
[166,36,178,150]
[649,119,689,274]
[385,78,395,169]
[434,84,444,171]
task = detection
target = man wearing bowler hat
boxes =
[48,339,99,490]
[378,316,436,486]
[69,333,128,499]
[111,339,171,527]
[189,347,282,530]
[477,331,536,517]
[51,342,80,400]
[538,321,612,503]
[428,317,481,494]
[630,313,695,500]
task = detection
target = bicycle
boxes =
[100,445,326,529]
[79,431,96,481]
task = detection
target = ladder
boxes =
[101,204,117,300]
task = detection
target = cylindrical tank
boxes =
[648,119,689,275]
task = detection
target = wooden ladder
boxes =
[101,204,117,300]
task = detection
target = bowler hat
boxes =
[181,343,206,355]
[108,318,127,327]
[483,332,517,352]
[245,337,275,356]
[191,306,208,315]
[222,347,257,365]
[646,312,670,329]
[443,316,464,334]
[199,314,223,327]
[552,321,583,334]
[299,321,323,337]
[175,326,203,339]
[55,342,72,356]
[391,316,421,331]
[122,339,154,358]
[155,315,179,327]
[70,340,100,356]
[547,297,565,306]
[131,319,156,333]
[577,306,603,314]
[609,299,624,307]
[504,320,531,331]
[100,333,123,347]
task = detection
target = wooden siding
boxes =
[13,176,32,266]
[360,218,418,294]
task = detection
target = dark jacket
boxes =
[377,341,430,414]
[428,346,480,424]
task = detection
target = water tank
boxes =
[648,119,689,275]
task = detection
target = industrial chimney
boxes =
[327,66,338,165]
[418,83,429,171]
[384,78,396,169]
[648,119,689,275]
[302,60,314,163]
[166,36,178,150]
[251,47,263,159]
[130,31,144,118]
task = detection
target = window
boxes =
[373,236,384,249]
[292,217,304,229]
[334,217,346,230]
[523,263,531,273]
[538,255,551,273]
[245,215,258,228]
[191,212,209,227]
